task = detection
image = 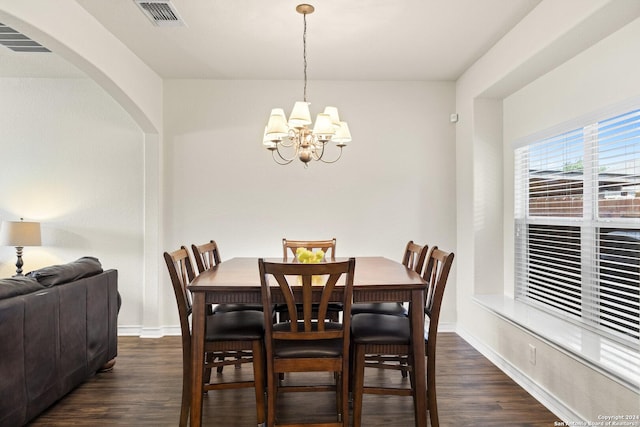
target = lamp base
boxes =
[14,246,24,276]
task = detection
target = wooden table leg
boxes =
[190,292,205,427]
[411,288,427,427]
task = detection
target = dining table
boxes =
[187,256,428,427]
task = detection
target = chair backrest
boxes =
[421,247,455,349]
[259,258,355,341]
[191,240,221,274]
[402,240,428,275]
[163,247,197,343]
[282,238,337,261]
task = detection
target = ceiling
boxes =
[1,0,541,81]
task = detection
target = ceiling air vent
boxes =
[0,23,50,52]
[135,0,185,27]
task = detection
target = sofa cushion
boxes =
[27,257,103,287]
[0,276,44,299]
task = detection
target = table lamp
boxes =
[0,218,41,276]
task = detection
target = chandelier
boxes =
[263,4,351,166]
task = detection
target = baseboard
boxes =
[159,326,181,336]
[438,322,456,333]
[117,326,143,336]
[118,325,181,337]
[456,326,583,424]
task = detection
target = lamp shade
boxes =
[323,106,341,127]
[263,126,278,147]
[333,121,352,145]
[312,113,336,137]
[288,101,312,128]
[265,112,289,138]
[0,220,41,247]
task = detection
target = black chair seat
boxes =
[274,338,343,358]
[272,321,343,358]
[351,313,411,345]
[212,303,264,313]
[206,310,264,341]
[351,302,408,316]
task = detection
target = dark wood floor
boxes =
[29,333,561,426]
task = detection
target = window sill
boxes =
[473,294,639,392]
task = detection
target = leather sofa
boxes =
[0,257,119,426]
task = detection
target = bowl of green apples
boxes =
[295,247,325,264]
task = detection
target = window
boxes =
[515,109,640,345]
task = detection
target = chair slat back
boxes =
[259,258,355,341]
[282,238,337,261]
[402,240,428,275]
[191,240,221,274]
[163,247,197,340]
[421,246,455,330]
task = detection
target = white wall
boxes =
[0,0,163,133]
[504,17,640,141]
[0,76,458,335]
[0,77,145,327]
[161,79,457,328]
[456,0,640,422]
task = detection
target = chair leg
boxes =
[335,371,342,422]
[179,384,190,427]
[400,357,409,378]
[252,340,266,427]
[235,351,243,369]
[427,356,439,427]
[340,362,350,427]
[352,344,366,427]
[216,353,225,374]
[427,386,439,427]
[267,367,277,427]
[179,360,191,427]
[408,352,417,415]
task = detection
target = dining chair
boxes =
[351,240,428,317]
[259,257,355,427]
[350,241,428,380]
[191,240,264,314]
[282,237,337,261]
[164,247,266,427]
[277,238,340,322]
[191,240,265,373]
[350,246,454,427]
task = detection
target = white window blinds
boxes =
[515,109,640,344]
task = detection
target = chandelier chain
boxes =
[303,12,307,103]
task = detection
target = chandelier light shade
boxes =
[263,4,352,166]
[0,218,42,276]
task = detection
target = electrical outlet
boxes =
[529,344,536,365]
